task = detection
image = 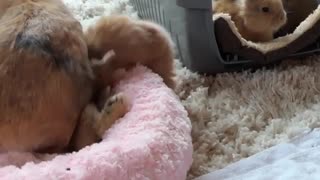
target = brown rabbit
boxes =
[212,0,287,42]
[0,0,127,153]
[85,15,176,90]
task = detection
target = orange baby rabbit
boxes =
[85,15,176,89]
[0,0,127,153]
[212,0,287,42]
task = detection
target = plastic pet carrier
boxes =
[130,0,320,74]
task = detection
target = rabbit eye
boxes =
[261,7,270,13]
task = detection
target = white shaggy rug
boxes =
[64,0,320,179]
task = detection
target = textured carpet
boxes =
[175,58,320,179]
[65,0,320,179]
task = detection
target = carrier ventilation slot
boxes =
[131,0,183,60]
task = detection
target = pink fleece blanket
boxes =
[0,66,193,180]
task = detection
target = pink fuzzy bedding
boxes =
[0,66,193,180]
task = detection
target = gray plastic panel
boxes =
[131,0,320,74]
[177,0,211,9]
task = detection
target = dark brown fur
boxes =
[0,0,127,153]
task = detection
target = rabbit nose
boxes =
[279,11,286,21]
[279,14,284,20]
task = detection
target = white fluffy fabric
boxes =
[195,129,320,180]
[64,0,320,179]
[63,0,138,30]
